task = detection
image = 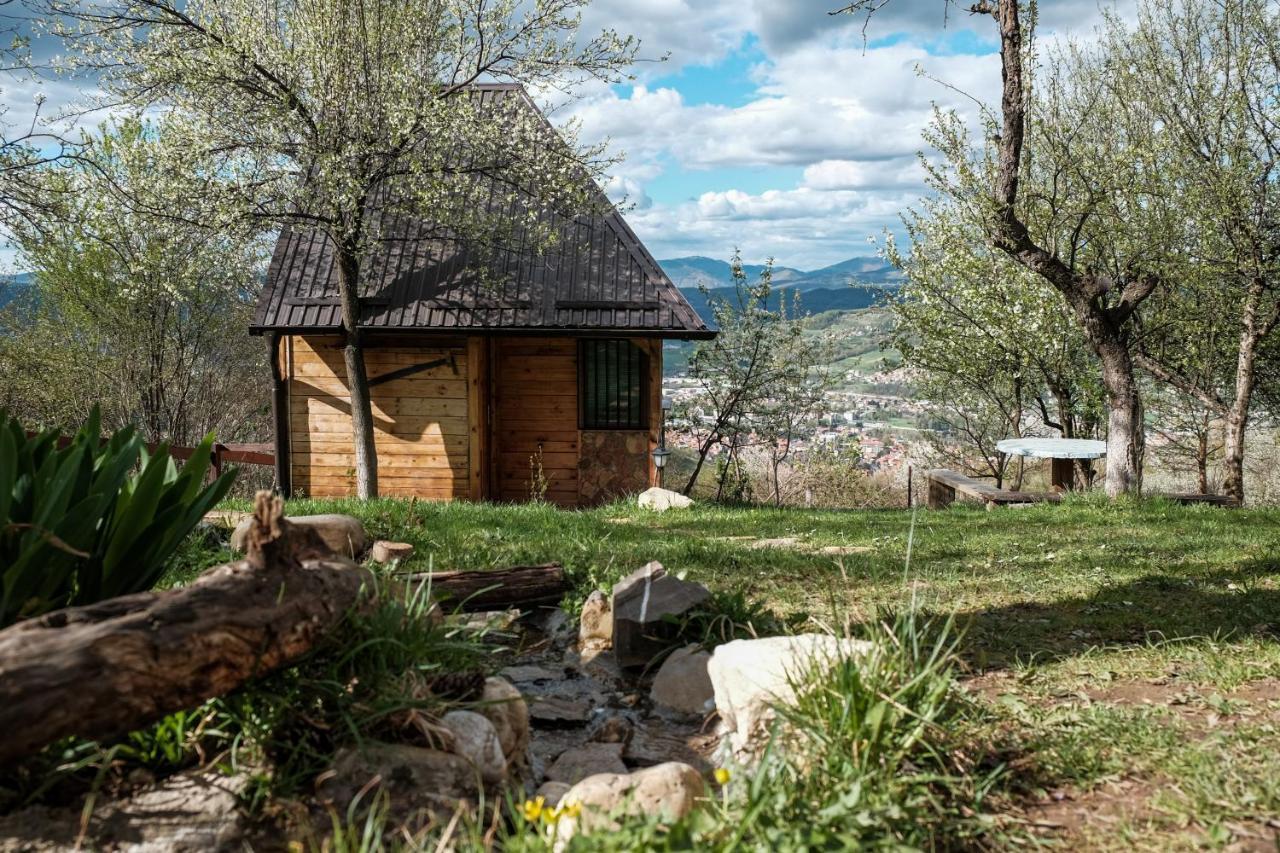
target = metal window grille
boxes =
[580,340,646,429]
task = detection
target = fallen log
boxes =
[0,493,373,767]
[407,563,568,612]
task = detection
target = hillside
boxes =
[660,254,902,291]
[660,254,902,383]
[676,282,892,326]
[0,273,32,312]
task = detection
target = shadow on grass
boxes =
[911,565,1280,668]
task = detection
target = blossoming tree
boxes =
[47,0,638,497]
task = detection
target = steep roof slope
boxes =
[250,85,711,339]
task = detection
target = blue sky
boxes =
[1,0,1134,273]
[556,0,1135,269]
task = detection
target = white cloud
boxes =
[802,157,924,191]
[556,2,1141,268]
[617,180,911,268]
[604,174,652,210]
[577,0,750,72]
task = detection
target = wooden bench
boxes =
[1155,492,1241,508]
[923,469,1061,509]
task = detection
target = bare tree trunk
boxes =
[1221,294,1267,504]
[336,243,378,500]
[683,432,718,496]
[1196,413,1210,495]
[407,563,568,612]
[1222,395,1250,503]
[984,0,1154,497]
[1098,340,1144,497]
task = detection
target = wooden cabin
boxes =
[249,87,713,507]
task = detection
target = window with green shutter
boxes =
[579,340,647,430]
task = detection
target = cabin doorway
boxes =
[489,338,580,506]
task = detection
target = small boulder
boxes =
[638,487,693,512]
[611,562,710,668]
[709,634,873,761]
[579,590,613,651]
[529,696,595,726]
[370,541,414,563]
[651,646,714,716]
[545,742,627,785]
[535,781,572,808]
[320,742,477,815]
[478,677,530,766]
[442,710,506,785]
[91,770,246,852]
[230,513,367,559]
[556,762,706,843]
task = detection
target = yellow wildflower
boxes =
[521,796,546,822]
[714,768,731,786]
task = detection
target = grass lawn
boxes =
[211,493,1280,849]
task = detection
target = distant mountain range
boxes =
[0,273,32,312]
[659,255,902,291]
[660,255,899,321]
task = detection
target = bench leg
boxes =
[927,480,955,509]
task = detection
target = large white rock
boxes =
[442,710,507,785]
[230,513,367,558]
[637,487,693,512]
[556,762,706,845]
[709,634,873,761]
[477,677,529,766]
[650,645,714,716]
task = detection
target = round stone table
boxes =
[996,438,1107,491]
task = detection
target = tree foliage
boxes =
[0,119,269,445]
[886,195,1103,486]
[45,0,640,497]
[678,251,836,499]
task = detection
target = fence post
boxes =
[212,443,226,481]
[907,464,913,509]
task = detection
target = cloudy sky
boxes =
[1,0,1135,272]
[552,0,1135,269]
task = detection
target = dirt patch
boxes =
[1019,776,1162,841]
[964,672,1280,723]
[750,537,802,550]
[815,545,872,557]
[1018,777,1280,852]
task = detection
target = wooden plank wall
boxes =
[287,336,471,499]
[491,338,580,506]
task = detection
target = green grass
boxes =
[214,494,1280,673]
[203,493,1280,849]
[122,493,1280,849]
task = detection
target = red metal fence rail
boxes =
[25,432,275,477]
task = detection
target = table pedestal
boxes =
[1051,457,1074,491]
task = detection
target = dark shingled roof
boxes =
[250,85,711,339]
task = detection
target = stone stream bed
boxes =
[0,605,720,852]
[0,521,863,850]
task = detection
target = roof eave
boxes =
[249,324,717,340]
